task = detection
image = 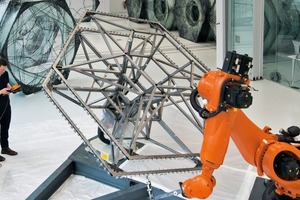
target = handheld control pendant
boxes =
[9,85,21,93]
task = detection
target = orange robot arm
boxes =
[180,51,300,199]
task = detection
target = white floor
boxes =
[1,20,300,200]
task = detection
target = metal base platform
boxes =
[27,141,288,200]
[248,177,266,200]
[27,143,183,200]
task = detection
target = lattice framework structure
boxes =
[43,11,210,176]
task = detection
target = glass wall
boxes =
[226,0,300,89]
[227,0,254,57]
[263,0,300,89]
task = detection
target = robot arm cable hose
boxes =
[190,89,221,119]
[190,89,203,112]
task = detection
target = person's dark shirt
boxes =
[0,71,10,111]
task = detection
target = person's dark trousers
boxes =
[0,105,11,149]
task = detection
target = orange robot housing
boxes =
[180,51,300,199]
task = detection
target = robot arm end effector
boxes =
[220,51,253,109]
[222,50,253,78]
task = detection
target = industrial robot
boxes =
[180,51,300,199]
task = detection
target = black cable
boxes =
[190,89,202,112]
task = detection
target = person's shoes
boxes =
[1,148,18,156]
[0,155,5,161]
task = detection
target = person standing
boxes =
[0,58,17,162]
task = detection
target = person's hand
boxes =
[0,88,11,96]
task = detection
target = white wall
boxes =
[216,0,226,68]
